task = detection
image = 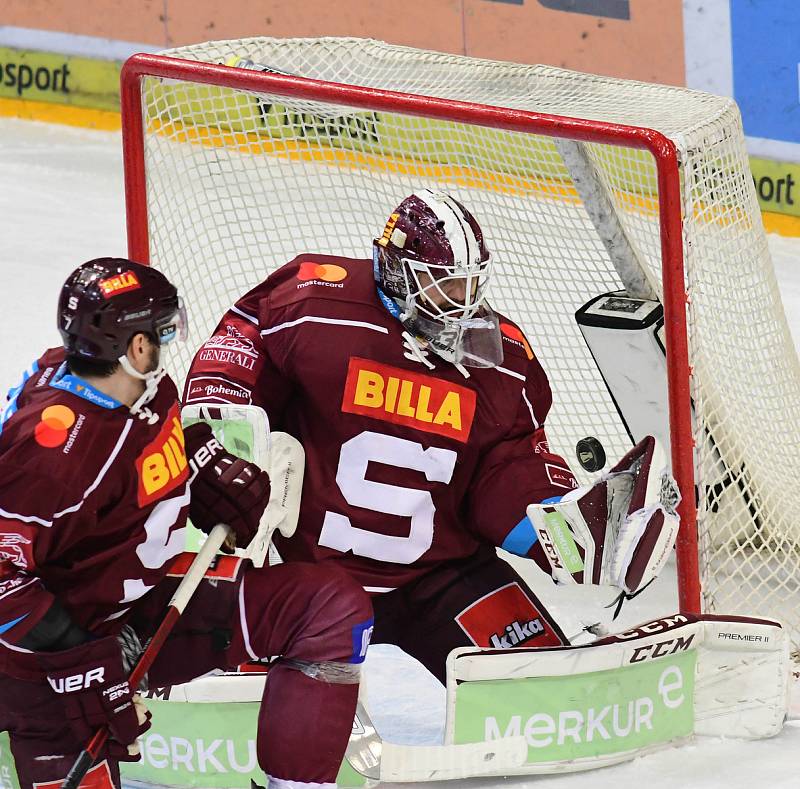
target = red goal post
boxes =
[120,50,699,615]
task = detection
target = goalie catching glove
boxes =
[184,421,271,549]
[526,435,679,593]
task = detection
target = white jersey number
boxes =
[318,431,457,564]
[119,493,188,605]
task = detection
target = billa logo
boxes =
[455,582,563,648]
[341,357,476,442]
[499,322,534,360]
[377,212,400,247]
[296,262,348,282]
[34,404,76,447]
[135,404,188,506]
[98,270,141,299]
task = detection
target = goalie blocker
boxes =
[527,435,680,594]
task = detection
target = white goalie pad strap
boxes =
[526,435,679,592]
[442,613,788,776]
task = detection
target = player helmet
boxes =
[58,258,187,363]
[373,190,502,367]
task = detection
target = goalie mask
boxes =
[373,190,502,368]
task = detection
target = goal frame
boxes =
[119,52,699,614]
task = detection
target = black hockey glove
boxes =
[184,421,271,548]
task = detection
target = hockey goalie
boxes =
[179,188,789,782]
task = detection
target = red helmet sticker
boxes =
[98,270,141,299]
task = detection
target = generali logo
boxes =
[198,324,258,370]
[135,403,189,506]
[98,270,141,299]
[341,357,476,442]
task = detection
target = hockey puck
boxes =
[576,436,606,472]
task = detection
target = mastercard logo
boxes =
[500,323,534,360]
[297,262,348,282]
[35,405,76,448]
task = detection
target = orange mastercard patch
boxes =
[297,262,348,282]
[35,404,76,447]
[500,322,534,360]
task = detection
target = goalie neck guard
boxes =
[373,190,502,368]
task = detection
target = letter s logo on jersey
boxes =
[135,404,189,506]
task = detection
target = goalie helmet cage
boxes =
[120,38,800,652]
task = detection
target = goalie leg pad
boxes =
[442,613,788,775]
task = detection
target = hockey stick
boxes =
[345,700,528,782]
[62,521,231,788]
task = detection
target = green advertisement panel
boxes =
[453,651,696,763]
[122,699,263,786]
[751,157,800,218]
[1,698,364,787]
[0,733,20,789]
[0,47,121,111]
[121,697,365,787]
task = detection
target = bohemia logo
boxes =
[455,582,563,649]
[499,322,534,360]
[341,357,476,442]
[34,404,76,447]
[135,404,189,506]
[98,270,141,299]
[296,261,348,283]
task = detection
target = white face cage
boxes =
[402,255,493,323]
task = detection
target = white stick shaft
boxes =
[168,523,230,613]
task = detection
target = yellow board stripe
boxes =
[762,211,800,238]
[3,96,799,238]
[0,97,121,131]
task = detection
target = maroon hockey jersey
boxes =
[0,349,189,654]
[185,255,577,592]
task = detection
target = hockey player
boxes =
[0,259,372,789]
[185,190,677,684]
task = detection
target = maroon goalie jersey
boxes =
[0,349,189,656]
[185,255,577,591]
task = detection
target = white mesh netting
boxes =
[130,37,800,652]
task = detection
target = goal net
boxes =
[121,37,800,653]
